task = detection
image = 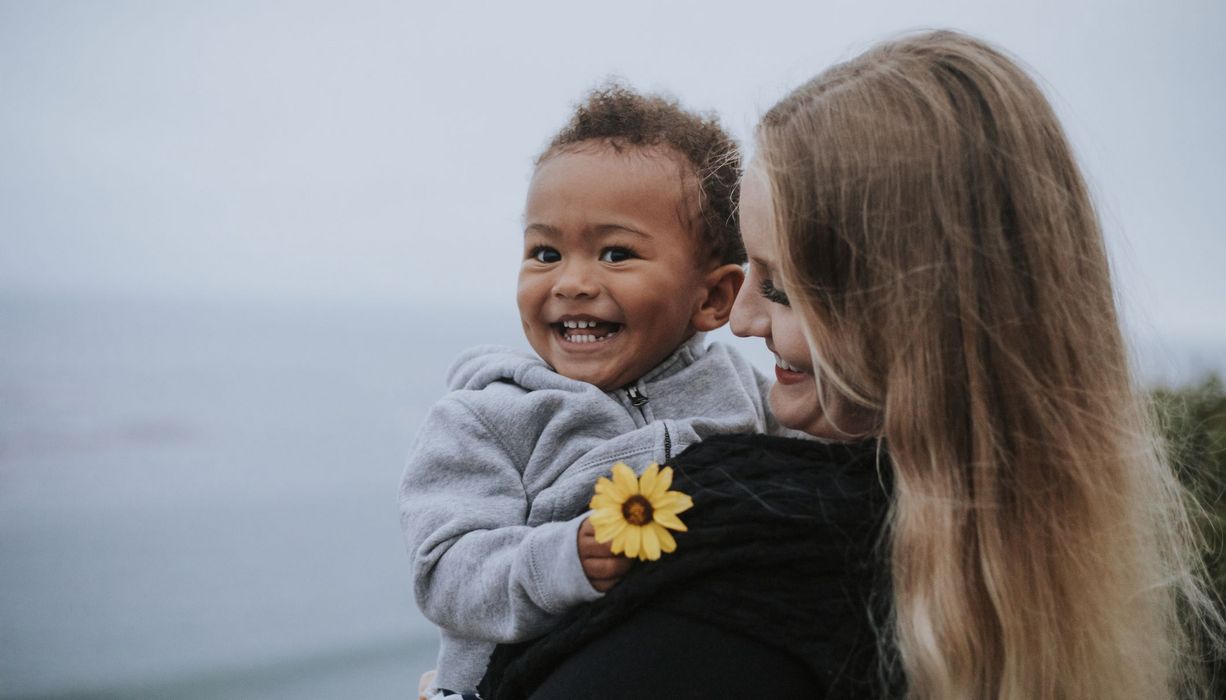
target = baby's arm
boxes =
[400,397,604,643]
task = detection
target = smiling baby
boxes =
[399,85,784,699]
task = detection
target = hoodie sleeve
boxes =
[399,396,603,644]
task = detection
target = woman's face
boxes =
[730,169,852,440]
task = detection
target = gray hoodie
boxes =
[399,333,782,692]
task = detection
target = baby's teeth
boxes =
[560,320,605,330]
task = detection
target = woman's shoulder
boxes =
[675,432,883,467]
[670,433,891,509]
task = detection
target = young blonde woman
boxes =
[478,30,1221,699]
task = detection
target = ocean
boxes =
[0,295,525,699]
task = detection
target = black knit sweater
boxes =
[478,433,899,699]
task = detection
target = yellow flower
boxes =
[588,462,693,561]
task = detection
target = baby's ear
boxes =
[691,263,745,332]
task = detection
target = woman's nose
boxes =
[730,282,767,338]
[552,260,599,299]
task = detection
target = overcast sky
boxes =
[1,0,1223,348]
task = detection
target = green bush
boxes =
[1152,375,1226,602]
[1152,376,1226,693]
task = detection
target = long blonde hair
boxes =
[758,30,1218,698]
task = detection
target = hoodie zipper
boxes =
[623,385,672,461]
[625,385,649,411]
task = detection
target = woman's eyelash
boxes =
[760,278,791,306]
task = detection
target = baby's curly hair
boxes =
[539,84,744,266]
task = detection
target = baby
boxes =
[400,86,783,699]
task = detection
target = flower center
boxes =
[622,495,653,526]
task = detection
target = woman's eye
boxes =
[760,278,791,306]
[531,247,561,263]
[599,247,635,263]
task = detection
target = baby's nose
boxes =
[552,261,600,299]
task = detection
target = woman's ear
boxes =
[691,263,746,332]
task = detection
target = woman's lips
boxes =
[774,364,809,385]
[774,354,810,385]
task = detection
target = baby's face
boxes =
[517,145,709,391]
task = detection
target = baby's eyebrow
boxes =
[523,223,651,239]
[524,223,560,237]
[592,224,650,239]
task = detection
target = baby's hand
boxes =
[417,668,436,700]
[578,517,631,592]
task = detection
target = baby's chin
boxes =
[548,353,658,391]
[555,362,639,391]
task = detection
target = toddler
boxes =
[400,86,785,698]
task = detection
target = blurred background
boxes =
[2,1,1223,697]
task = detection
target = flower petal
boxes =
[594,477,623,501]
[589,493,619,510]
[610,527,629,555]
[652,523,677,553]
[592,518,626,544]
[653,491,693,514]
[623,525,641,559]
[638,463,659,501]
[640,523,661,561]
[589,509,623,529]
[668,491,695,513]
[653,509,688,532]
[650,466,674,499]
[612,463,639,498]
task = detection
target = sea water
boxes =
[0,294,523,699]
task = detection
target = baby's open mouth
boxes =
[552,319,623,344]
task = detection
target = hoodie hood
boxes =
[445,345,576,393]
[445,335,710,395]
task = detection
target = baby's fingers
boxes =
[588,576,621,593]
[417,669,436,700]
[582,553,631,581]
[578,534,615,560]
[577,517,616,557]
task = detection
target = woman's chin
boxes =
[768,384,824,435]
[770,383,877,441]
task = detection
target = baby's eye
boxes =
[599,247,636,263]
[530,246,561,263]
[759,278,791,306]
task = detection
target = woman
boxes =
[481,30,1219,699]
